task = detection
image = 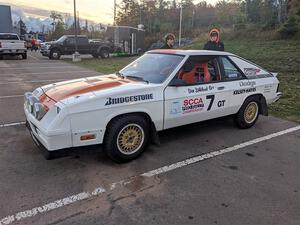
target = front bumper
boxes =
[40,49,50,56]
[26,120,47,150]
[25,107,72,151]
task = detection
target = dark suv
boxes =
[40,35,113,60]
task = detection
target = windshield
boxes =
[120,53,184,84]
[56,35,67,43]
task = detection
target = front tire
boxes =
[50,50,61,60]
[104,115,149,163]
[234,97,260,129]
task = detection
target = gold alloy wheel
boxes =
[244,102,259,124]
[117,124,144,155]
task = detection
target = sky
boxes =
[0,0,219,25]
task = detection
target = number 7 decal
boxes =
[206,95,215,111]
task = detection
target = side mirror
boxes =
[169,78,187,87]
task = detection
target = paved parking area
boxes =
[0,52,299,225]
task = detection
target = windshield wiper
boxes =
[116,71,125,79]
[125,75,149,84]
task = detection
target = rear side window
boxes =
[229,56,272,79]
[221,57,243,81]
[0,34,19,40]
[78,37,88,45]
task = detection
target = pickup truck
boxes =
[40,35,113,60]
[0,33,27,59]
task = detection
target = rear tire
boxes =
[104,115,149,163]
[0,55,3,60]
[100,49,110,59]
[234,97,260,129]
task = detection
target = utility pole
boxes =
[179,2,183,47]
[114,0,116,26]
[73,0,81,61]
[77,10,80,32]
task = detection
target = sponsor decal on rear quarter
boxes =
[239,81,256,87]
[233,88,256,95]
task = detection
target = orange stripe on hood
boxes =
[39,75,134,109]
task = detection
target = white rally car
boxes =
[24,50,282,162]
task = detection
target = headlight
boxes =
[27,96,39,113]
[24,92,32,108]
[33,103,46,120]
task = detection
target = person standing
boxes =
[203,28,224,51]
[31,37,36,52]
[161,33,175,49]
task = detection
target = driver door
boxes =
[164,56,233,129]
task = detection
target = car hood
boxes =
[40,74,141,103]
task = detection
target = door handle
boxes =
[217,86,225,90]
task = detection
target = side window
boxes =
[66,37,75,45]
[221,57,243,81]
[228,56,271,79]
[176,56,222,85]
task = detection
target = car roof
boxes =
[0,33,18,35]
[148,49,235,56]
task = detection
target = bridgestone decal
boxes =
[105,94,154,106]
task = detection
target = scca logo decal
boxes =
[183,98,203,106]
[182,97,204,114]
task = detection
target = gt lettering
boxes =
[217,100,226,107]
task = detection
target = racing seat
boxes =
[179,63,211,84]
[178,60,197,85]
[195,63,211,83]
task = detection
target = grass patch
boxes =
[68,56,137,74]
[66,39,300,123]
[187,39,300,123]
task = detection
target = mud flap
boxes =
[150,122,160,146]
[259,96,268,116]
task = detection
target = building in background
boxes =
[0,5,13,33]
